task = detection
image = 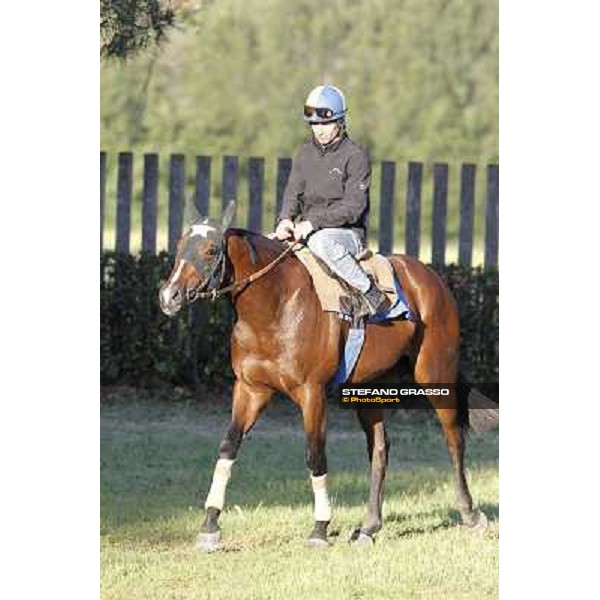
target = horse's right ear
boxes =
[221,200,236,231]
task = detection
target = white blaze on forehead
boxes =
[191,223,217,238]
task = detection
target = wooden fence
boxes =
[100,152,499,268]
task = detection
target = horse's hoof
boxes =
[349,528,376,547]
[462,510,489,534]
[306,535,330,548]
[307,521,330,547]
[196,530,221,552]
[354,532,375,547]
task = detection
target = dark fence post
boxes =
[116,152,133,254]
[168,154,185,255]
[192,156,212,393]
[142,153,158,254]
[378,161,395,254]
[101,154,499,262]
[100,151,106,253]
[405,161,422,258]
[222,156,238,219]
[485,164,499,269]
[195,156,211,217]
[248,157,264,233]
[275,158,292,227]
[459,163,476,267]
[431,163,448,267]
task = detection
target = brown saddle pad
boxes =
[291,244,398,313]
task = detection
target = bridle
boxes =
[184,235,301,304]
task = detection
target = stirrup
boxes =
[363,281,392,316]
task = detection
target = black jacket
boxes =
[279,134,371,244]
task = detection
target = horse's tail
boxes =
[457,371,499,434]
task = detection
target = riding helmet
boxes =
[303,85,347,123]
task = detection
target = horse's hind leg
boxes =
[414,343,488,532]
[197,380,273,552]
[351,407,389,546]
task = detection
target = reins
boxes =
[186,239,301,303]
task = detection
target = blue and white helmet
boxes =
[303,85,347,123]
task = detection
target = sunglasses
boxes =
[303,105,335,120]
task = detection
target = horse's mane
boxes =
[225,228,292,259]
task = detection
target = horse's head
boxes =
[159,201,236,317]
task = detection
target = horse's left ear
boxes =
[221,200,236,231]
[184,194,202,225]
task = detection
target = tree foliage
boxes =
[100,0,176,60]
[101,0,498,163]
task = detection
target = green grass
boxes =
[101,390,498,599]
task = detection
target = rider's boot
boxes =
[363,278,392,316]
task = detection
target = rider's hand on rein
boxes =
[275,219,295,240]
[293,220,314,241]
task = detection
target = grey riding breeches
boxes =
[306,228,371,293]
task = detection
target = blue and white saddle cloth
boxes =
[330,276,415,388]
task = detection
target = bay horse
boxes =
[159,201,498,551]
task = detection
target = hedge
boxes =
[101,252,498,390]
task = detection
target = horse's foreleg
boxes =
[295,384,331,547]
[352,408,389,546]
[197,381,272,552]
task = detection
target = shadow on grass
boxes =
[101,398,498,543]
[102,466,498,546]
[101,503,501,549]
[382,502,499,538]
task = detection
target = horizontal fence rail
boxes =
[100,152,499,268]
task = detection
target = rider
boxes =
[275,84,391,315]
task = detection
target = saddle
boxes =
[290,244,401,321]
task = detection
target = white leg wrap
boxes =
[311,473,332,522]
[205,458,235,510]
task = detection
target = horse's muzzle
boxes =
[159,284,183,317]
